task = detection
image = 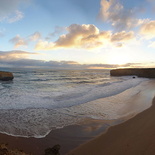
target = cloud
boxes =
[35,24,106,50]
[9,23,136,50]
[10,32,41,48]
[49,26,66,37]
[98,0,143,31]
[35,24,112,50]
[0,0,27,22]
[140,20,155,39]
[0,50,36,61]
[0,51,81,68]
[111,31,135,42]
[35,40,55,50]
[81,31,111,49]
[35,24,136,50]
[9,35,28,48]
[7,10,24,23]
[0,51,145,69]
[55,24,100,48]
[86,63,143,69]
[29,32,42,41]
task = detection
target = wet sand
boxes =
[68,97,155,155]
[0,119,112,155]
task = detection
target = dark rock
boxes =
[0,148,8,155]
[0,71,14,81]
[45,144,61,155]
[0,143,31,155]
[110,68,155,78]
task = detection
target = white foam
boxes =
[51,77,148,108]
[59,80,155,120]
[0,108,83,138]
[0,77,147,109]
[0,79,154,138]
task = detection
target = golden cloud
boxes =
[55,24,100,48]
[35,24,136,50]
[10,32,41,48]
[9,35,28,48]
[0,50,36,60]
[111,31,134,42]
[35,24,112,50]
[29,32,41,41]
[35,40,55,50]
[140,20,155,38]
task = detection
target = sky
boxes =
[0,0,155,69]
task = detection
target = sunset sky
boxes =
[0,0,155,69]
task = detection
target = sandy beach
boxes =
[68,96,155,155]
[0,118,111,155]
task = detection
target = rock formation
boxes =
[110,68,155,78]
[0,143,31,155]
[0,71,14,81]
[44,144,61,155]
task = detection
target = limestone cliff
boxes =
[110,68,155,78]
[0,71,14,81]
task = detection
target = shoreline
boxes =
[68,96,155,155]
[0,98,154,155]
[0,80,154,155]
[0,118,114,155]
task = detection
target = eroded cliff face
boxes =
[110,68,155,78]
[0,71,14,81]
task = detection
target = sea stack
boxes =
[110,68,155,78]
[0,71,14,81]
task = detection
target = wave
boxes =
[28,78,51,82]
[0,77,148,110]
[0,69,152,138]
[0,108,83,138]
[51,78,148,108]
[0,79,154,138]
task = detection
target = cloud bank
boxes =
[0,50,36,60]
[0,50,141,69]
[34,24,135,50]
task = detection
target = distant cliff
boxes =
[0,71,14,81]
[110,68,155,78]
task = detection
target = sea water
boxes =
[0,68,153,138]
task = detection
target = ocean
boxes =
[0,68,153,138]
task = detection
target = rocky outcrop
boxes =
[44,144,61,155]
[0,143,31,155]
[0,71,14,81]
[110,68,155,78]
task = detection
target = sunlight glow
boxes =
[105,51,131,65]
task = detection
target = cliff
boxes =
[0,71,14,81]
[110,68,155,78]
